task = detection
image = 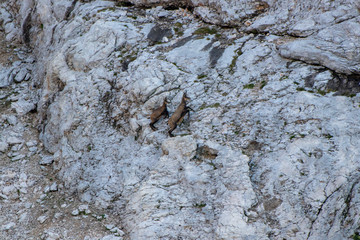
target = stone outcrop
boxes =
[1,0,360,239]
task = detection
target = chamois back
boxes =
[149,97,169,131]
[168,93,191,137]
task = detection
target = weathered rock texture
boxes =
[1,0,360,239]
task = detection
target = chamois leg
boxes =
[187,107,194,119]
[149,120,158,131]
[168,124,177,137]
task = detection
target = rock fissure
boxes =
[306,185,343,240]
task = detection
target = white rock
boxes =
[39,155,54,165]
[6,136,23,145]
[43,185,50,193]
[49,182,58,192]
[2,185,16,196]
[100,235,123,240]
[18,212,28,223]
[39,194,47,200]
[161,135,197,158]
[11,100,36,115]
[1,1,358,239]
[0,67,13,88]
[11,154,26,161]
[37,215,48,224]
[2,222,15,230]
[0,142,9,152]
[78,204,89,212]
[6,115,17,125]
[26,140,38,147]
[71,209,80,216]
[14,68,29,83]
[28,146,38,152]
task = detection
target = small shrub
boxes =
[174,22,183,28]
[280,75,289,81]
[296,87,305,91]
[353,233,360,240]
[208,161,217,170]
[260,80,267,89]
[199,103,220,110]
[194,27,217,35]
[193,202,206,208]
[197,74,207,79]
[323,133,333,139]
[317,89,327,96]
[244,83,255,89]
[229,48,242,74]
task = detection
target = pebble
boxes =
[11,100,36,115]
[2,222,16,230]
[7,136,23,145]
[100,235,123,240]
[37,215,48,224]
[6,115,17,125]
[0,142,8,152]
[39,155,54,165]
[18,212,28,222]
[39,194,47,200]
[43,186,50,193]
[11,154,26,162]
[78,204,89,212]
[26,140,38,147]
[49,182,58,192]
[105,224,115,230]
[14,68,28,83]
[25,202,32,209]
[71,209,80,216]
[10,144,22,151]
[2,185,16,196]
[28,146,38,152]
[110,227,120,233]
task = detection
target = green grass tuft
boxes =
[296,87,305,91]
[244,83,255,89]
[194,27,218,35]
[260,80,267,89]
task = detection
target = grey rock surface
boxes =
[1,0,360,240]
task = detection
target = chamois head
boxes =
[182,92,190,101]
[163,97,170,105]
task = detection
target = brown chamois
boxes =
[149,97,169,131]
[168,92,193,137]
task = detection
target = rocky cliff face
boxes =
[1,0,360,239]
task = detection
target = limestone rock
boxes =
[278,17,360,75]
[0,142,9,152]
[1,0,360,239]
[37,215,48,224]
[39,155,54,165]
